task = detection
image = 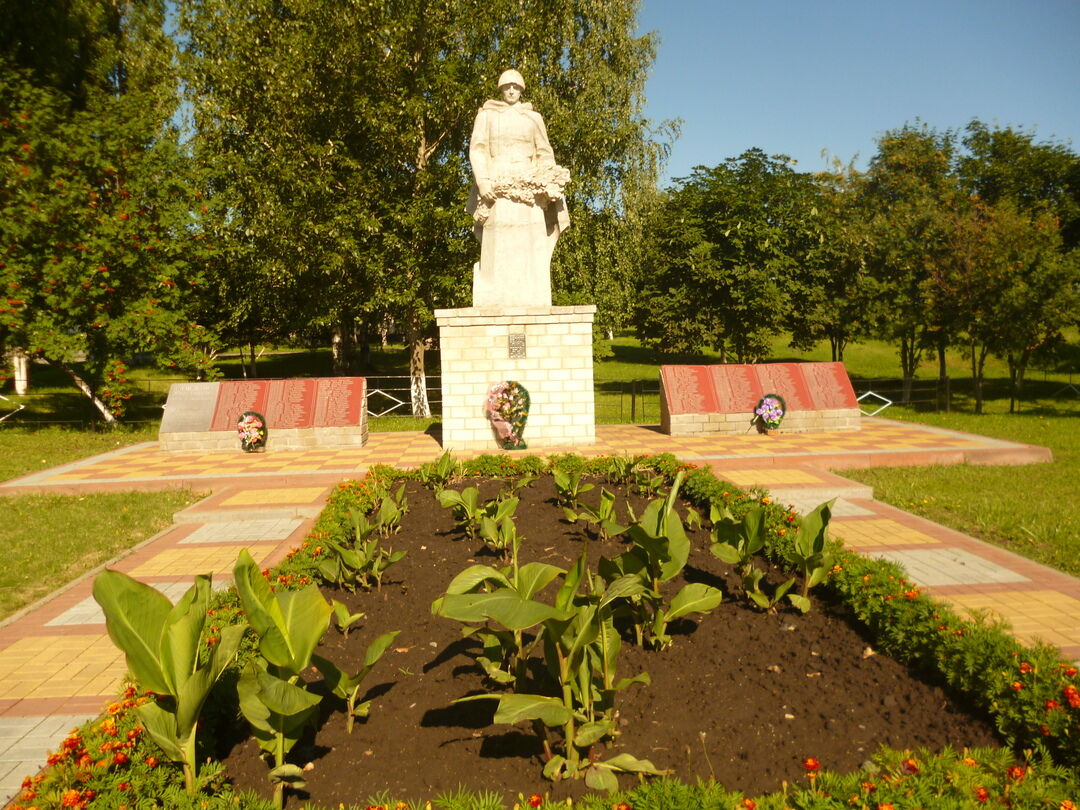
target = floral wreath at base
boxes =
[753,393,786,432]
[237,411,267,452]
[485,381,530,450]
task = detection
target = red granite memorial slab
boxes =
[659,362,860,436]
[209,378,365,431]
[160,378,368,451]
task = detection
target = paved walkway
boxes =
[1,419,1075,805]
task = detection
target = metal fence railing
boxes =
[852,378,950,413]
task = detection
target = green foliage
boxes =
[599,472,722,648]
[552,467,595,508]
[0,3,221,422]
[232,549,332,807]
[562,487,629,542]
[418,450,462,493]
[312,630,400,734]
[443,548,662,789]
[784,499,836,609]
[92,571,243,793]
[709,502,796,612]
[636,149,826,361]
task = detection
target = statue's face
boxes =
[500,83,522,105]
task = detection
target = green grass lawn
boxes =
[842,407,1080,578]
[0,488,201,620]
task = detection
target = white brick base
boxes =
[435,306,597,451]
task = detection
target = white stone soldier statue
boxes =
[467,69,570,308]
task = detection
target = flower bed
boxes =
[11,454,1079,810]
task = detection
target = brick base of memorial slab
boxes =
[435,306,597,451]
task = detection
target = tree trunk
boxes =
[899,333,920,403]
[936,338,948,387]
[12,350,30,395]
[57,361,117,425]
[405,321,431,418]
[1007,348,1031,415]
[970,337,990,415]
[331,318,355,375]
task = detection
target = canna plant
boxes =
[709,502,798,612]
[562,487,628,542]
[552,466,594,508]
[316,508,406,591]
[233,549,332,809]
[785,499,836,612]
[479,513,524,561]
[418,449,461,492]
[433,551,564,687]
[330,599,365,637]
[312,629,400,733]
[599,472,723,648]
[437,485,484,540]
[444,551,663,791]
[92,571,243,795]
[374,483,409,536]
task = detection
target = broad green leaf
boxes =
[665,583,723,621]
[273,586,332,673]
[490,693,573,727]
[136,700,186,762]
[709,542,742,564]
[598,574,647,610]
[574,720,613,748]
[514,562,564,600]
[788,593,811,613]
[437,591,568,630]
[269,763,306,787]
[612,671,651,692]
[602,752,667,775]
[92,569,174,695]
[441,564,511,596]
[542,754,567,781]
[255,667,322,717]
[584,764,618,792]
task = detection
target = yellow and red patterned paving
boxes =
[0,419,1072,802]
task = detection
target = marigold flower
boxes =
[528,795,543,808]
[974,786,990,803]
[145,755,159,768]
[1063,666,1077,678]
[802,757,820,772]
[876,804,895,810]
[963,756,977,767]
[1005,765,1026,782]
[1063,684,1080,708]
[611,803,630,810]
[1018,661,1033,674]
[741,801,757,810]
[1040,724,1051,736]
[1045,699,1061,711]
[61,788,83,807]
[1060,801,1076,810]
[1010,681,1023,692]
[900,757,919,774]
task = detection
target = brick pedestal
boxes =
[435,306,596,451]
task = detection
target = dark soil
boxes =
[222,477,1001,806]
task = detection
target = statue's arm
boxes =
[469,110,495,201]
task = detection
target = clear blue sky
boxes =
[637,0,1080,183]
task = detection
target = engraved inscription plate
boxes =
[508,333,527,359]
